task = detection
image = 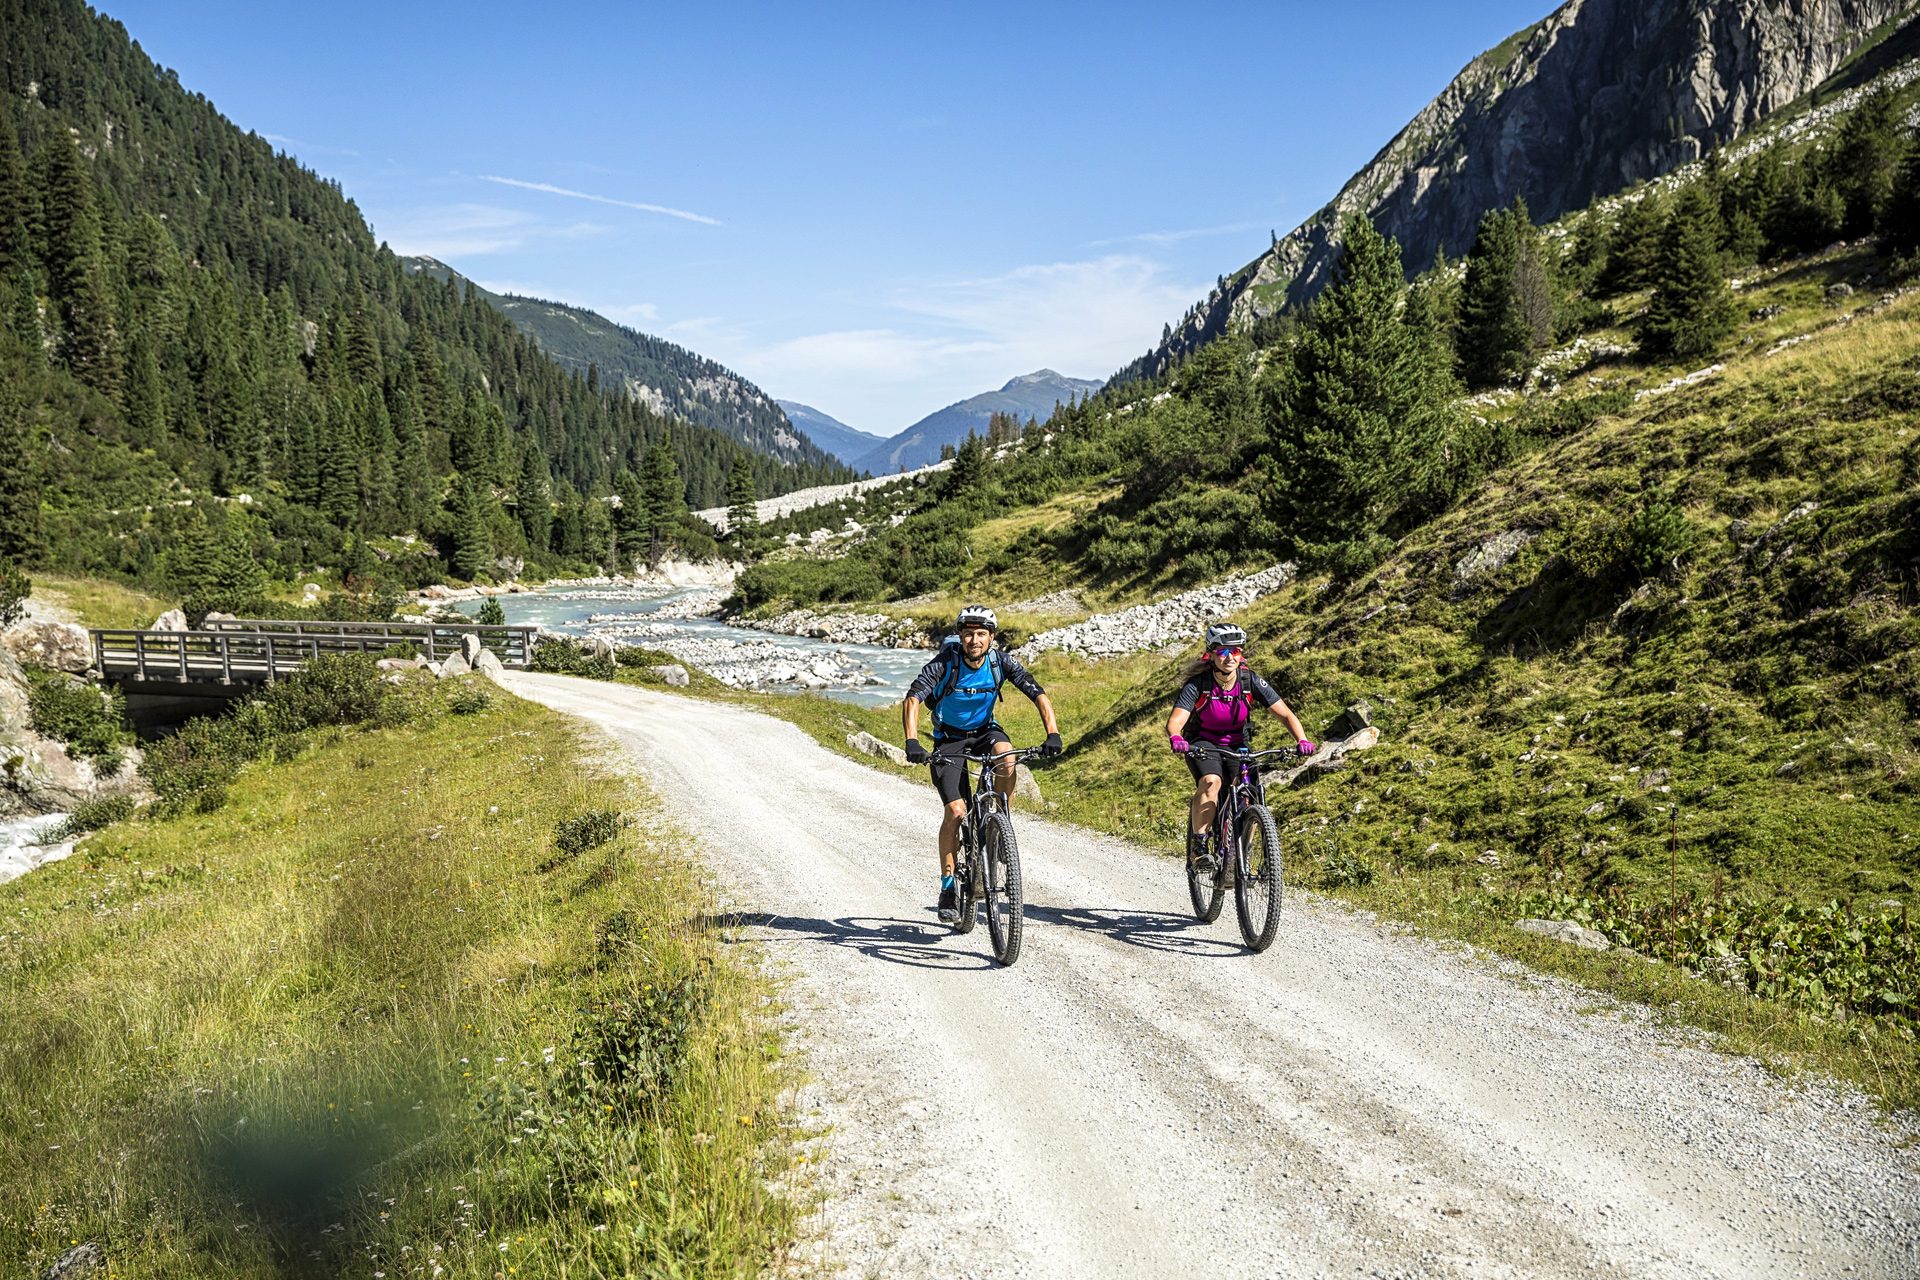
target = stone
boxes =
[459,633,484,664]
[472,649,507,681]
[436,653,472,679]
[582,634,616,662]
[1826,281,1854,300]
[649,663,690,687]
[1514,918,1612,951]
[1453,529,1535,583]
[151,608,188,632]
[375,656,422,672]
[2,620,93,673]
[1013,763,1044,806]
[41,1240,105,1279]
[847,730,908,766]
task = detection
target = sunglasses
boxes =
[1209,646,1243,659]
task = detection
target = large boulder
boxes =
[2,620,93,673]
[1013,763,1045,807]
[649,663,691,687]
[436,653,472,679]
[151,608,188,632]
[1514,918,1612,951]
[472,649,507,681]
[847,730,907,765]
[0,648,142,817]
[459,633,485,664]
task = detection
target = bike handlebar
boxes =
[958,746,1051,764]
[1180,743,1302,764]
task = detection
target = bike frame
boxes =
[1195,745,1294,872]
[957,746,1042,872]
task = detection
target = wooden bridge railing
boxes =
[91,621,540,686]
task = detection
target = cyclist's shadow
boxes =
[1022,903,1246,957]
[693,911,997,971]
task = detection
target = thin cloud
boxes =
[261,132,362,158]
[480,175,722,226]
[1089,220,1267,248]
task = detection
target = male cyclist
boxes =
[1166,622,1314,874]
[903,605,1062,923]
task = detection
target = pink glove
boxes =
[1298,739,1318,756]
[1169,735,1190,755]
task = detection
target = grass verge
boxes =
[32,575,172,630]
[0,682,793,1278]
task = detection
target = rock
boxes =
[40,1240,105,1279]
[422,584,454,601]
[1327,701,1373,740]
[2,620,94,673]
[1826,281,1854,300]
[1016,564,1297,662]
[375,656,422,672]
[1514,918,1612,951]
[1274,726,1380,789]
[459,633,484,664]
[847,730,908,766]
[203,611,237,625]
[1453,530,1536,583]
[1477,850,1503,866]
[151,608,188,632]
[649,663,690,687]
[472,649,507,681]
[1013,763,1044,806]
[436,653,472,679]
[582,635,616,662]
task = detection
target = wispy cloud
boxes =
[379,204,536,258]
[1089,220,1267,248]
[480,175,722,226]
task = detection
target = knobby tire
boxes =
[981,810,1024,967]
[1234,804,1283,952]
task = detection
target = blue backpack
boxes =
[926,636,1006,733]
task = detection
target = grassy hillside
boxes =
[0,683,794,1277]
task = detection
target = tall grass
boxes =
[0,688,792,1278]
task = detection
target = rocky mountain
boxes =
[400,257,846,474]
[776,400,884,470]
[853,370,1105,474]
[1125,0,1919,381]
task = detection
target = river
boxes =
[456,585,929,708]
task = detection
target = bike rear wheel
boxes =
[952,833,978,935]
[1234,804,1283,952]
[981,810,1024,966]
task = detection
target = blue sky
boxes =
[104,0,1551,434]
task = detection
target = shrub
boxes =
[25,671,134,772]
[259,654,387,731]
[140,714,260,815]
[530,637,616,680]
[573,975,704,1110]
[475,595,506,626]
[0,563,27,628]
[1621,500,1698,577]
[1320,842,1378,889]
[551,808,628,862]
[446,685,492,716]
[53,793,137,838]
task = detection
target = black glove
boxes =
[1039,732,1063,759]
[904,737,929,764]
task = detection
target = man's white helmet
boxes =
[956,604,999,632]
[1204,621,1247,651]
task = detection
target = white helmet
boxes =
[1204,622,1247,651]
[956,604,999,632]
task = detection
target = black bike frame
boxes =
[1196,745,1293,864]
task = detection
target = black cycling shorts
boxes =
[1184,741,1242,786]
[930,726,1013,805]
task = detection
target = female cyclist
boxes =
[1166,622,1315,873]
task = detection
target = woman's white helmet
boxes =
[956,604,999,632]
[1205,622,1247,651]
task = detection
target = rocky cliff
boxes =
[1127,0,1918,381]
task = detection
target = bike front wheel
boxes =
[981,811,1024,967]
[1234,804,1283,952]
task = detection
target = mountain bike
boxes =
[949,746,1046,967]
[1180,744,1297,953]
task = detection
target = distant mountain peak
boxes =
[852,370,1105,474]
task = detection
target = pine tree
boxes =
[639,444,685,567]
[1641,183,1738,360]
[319,396,360,525]
[943,432,987,498]
[613,469,648,571]
[390,389,434,529]
[1599,193,1665,295]
[476,594,506,626]
[725,455,762,561]
[0,382,42,563]
[123,332,168,447]
[37,133,119,396]
[1262,214,1459,572]
[0,114,30,277]
[1882,144,1920,258]
[1827,87,1901,236]
[207,507,265,609]
[1457,204,1529,388]
[516,445,552,553]
[451,476,491,581]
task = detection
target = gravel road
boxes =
[504,673,1920,1279]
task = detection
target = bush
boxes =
[53,793,137,838]
[0,563,28,628]
[446,685,492,716]
[25,671,134,772]
[573,975,704,1110]
[551,808,628,862]
[1319,842,1378,889]
[475,596,506,626]
[530,637,616,680]
[259,654,388,732]
[140,713,261,815]
[1559,499,1697,583]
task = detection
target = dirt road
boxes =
[506,673,1919,1279]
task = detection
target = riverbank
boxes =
[0,685,795,1277]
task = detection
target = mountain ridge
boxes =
[774,399,883,470]
[853,369,1105,474]
[1124,0,1919,381]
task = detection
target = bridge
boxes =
[91,618,540,695]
